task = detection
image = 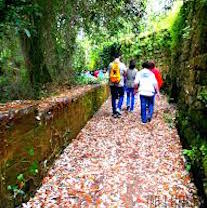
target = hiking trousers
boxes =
[126,87,135,111]
[110,86,124,114]
[140,95,155,123]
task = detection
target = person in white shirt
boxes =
[134,61,160,123]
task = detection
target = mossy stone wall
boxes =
[170,1,207,150]
[165,0,207,202]
[0,85,109,208]
[138,0,207,201]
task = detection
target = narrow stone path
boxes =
[23,95,199,208]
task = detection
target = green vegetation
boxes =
[1,0,207,204]
[0,0,182,102]
[163,112,175,129]
[198,89,207,106]
[169,2,207,201]
[183,144,207,173]
[0,0,147,102]
[7,147,39,202]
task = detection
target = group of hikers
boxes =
[108,53,163,124]
[83,69,106,80]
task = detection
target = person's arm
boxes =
[153,76,160,98]
[108,64,111,82]
[155,84,160,98]
[123,63,127,77]
[134,72,140,94]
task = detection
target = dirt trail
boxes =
[23,95,199,208]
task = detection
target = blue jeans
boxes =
[140,95,155,123]
[110,86,124,114]
[126,87,135,111]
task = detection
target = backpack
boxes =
[109,62,121,84]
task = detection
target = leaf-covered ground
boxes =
[23,95,199,207]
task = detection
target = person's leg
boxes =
[117,87,124,113]
[110,86,117,115]
[126,88,130,110]
[147,95,155,121]
[146,97,149,109]
[130,88,135,111]
[146,96,150,115]
[140,95,147,123]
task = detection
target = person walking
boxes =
[108,53,127,118]
[148,61,163,90]
[126,60,138,112]
[135,61,160,123]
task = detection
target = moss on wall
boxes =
[0,85,109,208]
[168,0,207,202]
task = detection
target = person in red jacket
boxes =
[148,61,163,90]
[94,70,99,78]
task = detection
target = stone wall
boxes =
[0,84,109,208]
[135,0,207,202]
[169,1,207,201]
[140,0,207,202]
[135,30,171,90]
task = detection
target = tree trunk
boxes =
[19,0,53,96]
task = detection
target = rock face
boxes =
[169,0,207,200]
[135,0,207,202]
[133,29,172,91]
[0,84,109,208]
[149,1,207,202]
